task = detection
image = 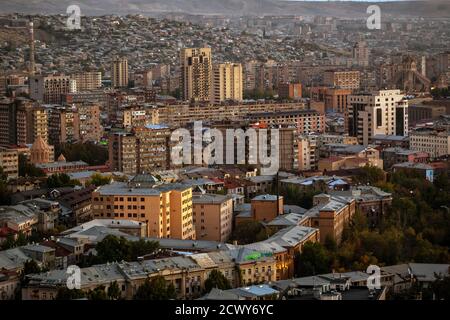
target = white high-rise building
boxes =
[348,90,408,146]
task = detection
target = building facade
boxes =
[180,48,212,102]
[348,90,409,146]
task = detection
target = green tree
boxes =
[88,285,108,300]
[229,221,271,245]
[294,242,332,277]
[204,270,231,293]
[107,281,121,300]
[95,235,159,264]
[47,173,80,188]
[353,165,385,185]
[55,287,86,300]
[18,154,46,177]
[87,173,111,187]
[431,275,450,300]
[1,232,28,250]
[20,259,41,284]
[134,276,177,300]
[57,143,108,166]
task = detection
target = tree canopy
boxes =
[94,235,159,264]
[229,221,272,245]
[57,143,108,166]
[133,276,177,300]
[204,269,232,293]
[46,173,81,188]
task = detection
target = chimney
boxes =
[29,21,35,76]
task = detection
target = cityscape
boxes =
[0,0,449,306]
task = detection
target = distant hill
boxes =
[0,0,449,18]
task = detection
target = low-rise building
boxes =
[305,194,356,244]
[330,186,392,226]
[409,130,450,159]
[381,147,429,169]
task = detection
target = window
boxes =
[376,109,382,127]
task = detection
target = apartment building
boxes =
[348,90,408,146]
[180,48,212,102]
[298,135,318,171]
[47,106,80,145]
[111,56,129,88]
[109,124,171,175]
[16,102,48,145]
[211,63,243,103]
[108,132,138,175]
[157,102,308,126]
[409,130,450,159]
[192,194,233,242]
[247,110,325,134]
[324,70,360,90]
[77,104,103,142]
[324,88,352,113]
[352,41,369,67]
[71,71,102,91]
[0,98,48,146]
[316,134,358,146]
[29,75,74,104]
[121,105,159,128]
[278,83,302,100]
[0,98,18,146]
[0,147,19,180]
[133,124,171,172]
[92,181,195,239]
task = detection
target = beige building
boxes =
[121,106,159,128]
[298,135,317,171]
[211,63,243,103]
[316,134,358,146]
[133,124,171,173]
[29,75,73,104]
[410,130,450,159]
[180,48,212,102]
[0,147,18,180]
[71,71,102,91]
[108,132,137,175]
[92,181,195,240]
[109,124,170,175]
[192,193,233,242]
[111,56,129,88]
[348,90,408,146]
[324,70,360,90]
[324,88,352,113]
[48,106,80,145]
[352,41,369,67]
[16,103,49,145]
[310,194,356,244]
[77,104,103,142]
[251,195,284,223]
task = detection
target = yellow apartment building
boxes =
[91,182,195,240]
